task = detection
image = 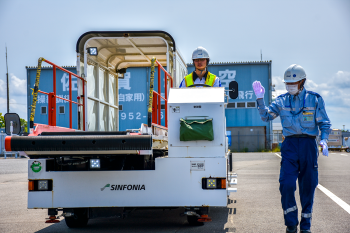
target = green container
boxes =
[180,118,214,141]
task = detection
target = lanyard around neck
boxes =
[287,93,306,116]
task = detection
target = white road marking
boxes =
[330,153,336,155]
[317,184,350,215]
[274,153,281,158]
[340,154,348,156]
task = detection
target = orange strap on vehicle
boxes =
[5,136,11,151]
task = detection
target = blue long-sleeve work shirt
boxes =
[256,88,331,140]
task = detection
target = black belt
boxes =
[287,134,316,139]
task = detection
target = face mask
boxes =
[286,84,299,95]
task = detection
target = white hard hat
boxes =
[192,46,210,60]
[284,64,307,83]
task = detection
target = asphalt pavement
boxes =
[0,151,349,233]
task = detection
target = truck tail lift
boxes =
[4,31,238,228]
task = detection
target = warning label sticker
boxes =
[171,106,180,113]
[190,161,205,171]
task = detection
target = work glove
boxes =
[252,81,265,99]
[320,139,328,156]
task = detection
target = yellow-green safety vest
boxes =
[184,72,216,87]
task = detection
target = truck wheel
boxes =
[346,148,350,153]
[187,215,204,226]
[65,209,89,228]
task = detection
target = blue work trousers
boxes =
[279,137,318,230]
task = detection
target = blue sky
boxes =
[0,0,349,130]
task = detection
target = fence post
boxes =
[48,92,55,126]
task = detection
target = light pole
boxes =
[6,45,9,113]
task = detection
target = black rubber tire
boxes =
[346,148,350,153]
[187,215,204,226]
[65,209,89,228]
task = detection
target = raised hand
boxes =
[252,81,265,99]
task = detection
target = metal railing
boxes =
[149,58,173,129]
[30,58,86,131]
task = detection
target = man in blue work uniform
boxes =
[252,64,331,233]
[179,46,221,88]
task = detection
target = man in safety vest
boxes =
[179,46,221,88]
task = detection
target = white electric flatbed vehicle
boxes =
[5,31,237,228]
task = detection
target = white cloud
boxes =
[332,71,350,88]
[0,98,19,110]
[0,97,14,110]
[0,79,5,97]
[10,73,27,96]
[0,97,6,106]
[305,79,318,89]
[272,76,285,90]
[0,97,27,120]
[9,99,19,110]
[0,74,28,118]
[306,71,350,108]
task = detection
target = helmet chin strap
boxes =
[196,67,206,76]
[298,79,306,94]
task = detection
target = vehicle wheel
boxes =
[346,148,350,153]
[65,209,89,228]
[187,215,204,226]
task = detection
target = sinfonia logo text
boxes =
[111,184,145,190]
